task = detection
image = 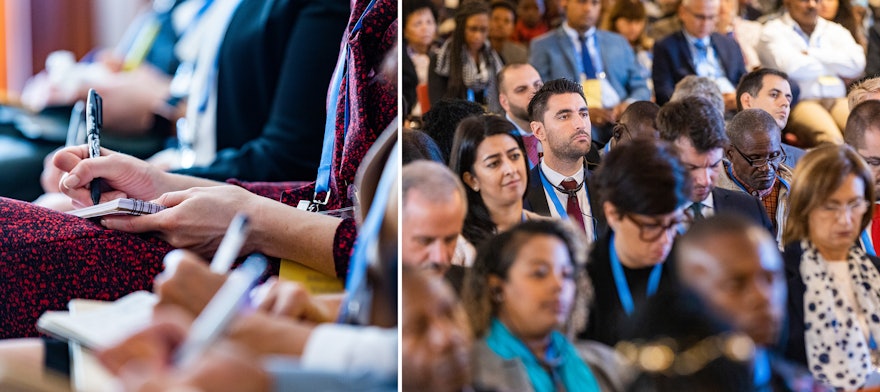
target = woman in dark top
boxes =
[781,145,880,389]
[577,139,692,346]
[429,1,503,110]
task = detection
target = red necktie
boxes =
[561,179,586,233]
[522,134,541,167]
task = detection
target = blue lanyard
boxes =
[314,0,377,204]
[753,348,772,387]
[609,233,663,315]
[862,230,876,257]
[537,167,596,241]
[466,88,475,102]
[338,142,397,325]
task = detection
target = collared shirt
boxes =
[560,23,622,108]
[682,30,735,93]
[756,13,865,99]
[540,160,595,243]
[689,192,716,219]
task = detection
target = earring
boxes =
[492,289,503,303]
[472,186,480,192]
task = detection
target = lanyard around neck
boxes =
[609,233,663,315]
[538,167,595,241]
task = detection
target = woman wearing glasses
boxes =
[782,144,880,390]
[449,114,546,266]
[577,139,692,346]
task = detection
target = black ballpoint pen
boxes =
[86,89,103,205]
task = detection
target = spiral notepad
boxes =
[67,198,165,219]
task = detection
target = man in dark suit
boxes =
[652,0,746,107]
[528,0,650,145]
[522,79,605,244]
[657,96,773,234]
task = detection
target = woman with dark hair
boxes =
[781,144,880,389]
[449,114,541,265]
[429,1,504,110]
[601,0,653,88]
[463,220,620,391]
[578,138,692,346]
[818,0,866,48]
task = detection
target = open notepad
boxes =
[67,198,165,219]
[36,291,157,350]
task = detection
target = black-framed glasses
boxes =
[731,144,786,168]
[624,213,683,242]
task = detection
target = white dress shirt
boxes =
[756,13,865,99]
[540,161,595,243]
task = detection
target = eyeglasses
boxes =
[731,144,786,168]
[683,7,718,22]
[817,199,869,219]
[624,213,683,242]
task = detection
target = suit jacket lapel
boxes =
[676,31,697,74]
[557,28,579,80]
[710,33,732,81]
[525,165,552,216]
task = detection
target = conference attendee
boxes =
[657,97,773,233]
[601,0,655,88]
[523,79,604,243]
[513,0,550,45]
[669,75,725,115]
[735,68,804,168]
[421,98,485,163]
[756,0,865,146]
[496,63,544,167]
[676,214,825,390]
[401,161,468,275]
[429,2,504,111]
[847,76,880,109]
[528,0,650,144]
[781,144,880,389]
[652,0,747,107]
[844,100,880,257]
[403,0,440,117]
[603,100,659,154]
[716,0,763,71]
[717,109,793,245]
[0,0,397,338]
[488,0,529,64]
[462,220,623,391]
[578,138,692,346]
[448,114,541,261]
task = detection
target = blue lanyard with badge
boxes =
[537,167,596,241]
[299,0,378,213]
[609,233,663,315]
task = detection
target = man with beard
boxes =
[676,214,823,390]
[496,63,544,167]
[717,109,792,246]
[523,78,605,243]
[528,0,650,145]
[657,97,772,233]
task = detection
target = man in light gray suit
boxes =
[528,0,650,145]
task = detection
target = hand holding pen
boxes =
[86,89,103,205]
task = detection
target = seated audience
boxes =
[652,0,746,108]
[847,76,880,109]
[735,68,804,167]
[657,97,772,233]
[817,0,865,47]
[401,128,445,164]
[528,0,650,145]
[496,63,544,167]
[676,214,825,390]
[523,79,604,245]
[603,100,659,153]
[429,2,504,111]
[781,144,880,389]
[668,75,725,115]
[0,0,396,337]
[402,267,473,391]
[601,0,655,90]
[717,109,793,245]
[462,220,621,391]
[403,0,440,118]
[513,0,550,45]
[756,0,865,146]
[489,0,529,64]
[843,101,880,255]
[401,161,468,275]
[421,98,485,163]
[716,0,763,71]
[577,138,692,346]
[448,114,542,263]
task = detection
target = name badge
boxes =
[581,76,602,109]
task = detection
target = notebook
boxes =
[67,198,165,219]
